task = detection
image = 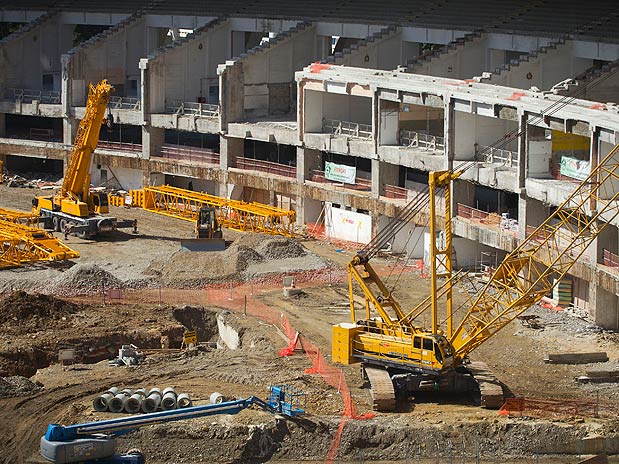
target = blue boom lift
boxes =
[41,385,305,463]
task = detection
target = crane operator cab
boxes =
[90,192,110,215]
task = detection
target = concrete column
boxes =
[218,62,244,132]
[220,135,244,197]
[443,96,455,171]
[61,54,72,118]
[0,113,5,137]
[588,281,619,329]
[296,146,321,183]
[371,158,380,199]
[63,117,78,145]
[141,126,164,160]
[517,110,527,189]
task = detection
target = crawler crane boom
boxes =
[333,143,619,411]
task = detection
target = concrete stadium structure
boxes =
[1,1,619,328]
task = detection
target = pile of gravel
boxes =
[50,263,124,291]
[0,376,43,398]
[255,237,307,260]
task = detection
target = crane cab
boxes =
[90,192,109,215]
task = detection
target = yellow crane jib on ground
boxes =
[0,207,43,227]
[332,143,619,411]
[128,185,296,239]
[0,219,80,269]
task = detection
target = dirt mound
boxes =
[145,233,324,286]
[50,263,124,291]
[0,291,82,323]
[0,376,43,398]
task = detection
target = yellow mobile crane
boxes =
[32,80,134,238]
[332,143,619,411]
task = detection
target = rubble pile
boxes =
[47,263,124,293]
[0,376,43,398]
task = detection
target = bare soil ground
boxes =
[1,184,619,463]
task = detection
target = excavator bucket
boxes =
[180,238,226,252]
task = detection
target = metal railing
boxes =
[322,118,372,140]
[309,169,372,191]
[400,130,444,153]
[235,157,296,178]
[156,144,220,165]
[97,141,142,153]
[165,101,220,118]
[6,88,61,104]
[603,249,619,268]
[476,144,519,168]
[108,96,141,110]
[384,184,408,200]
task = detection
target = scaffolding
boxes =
[0,219,80,268]
[130,185,295,238]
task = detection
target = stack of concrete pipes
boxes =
[93,387,193,414]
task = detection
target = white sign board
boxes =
[325,204,372,244]
[325,161,356,184]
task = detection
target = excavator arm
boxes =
[450,143,619,358]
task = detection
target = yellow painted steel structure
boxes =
[0,207,42,227]
[0,219,80,268]
[129,185,295,238]
[335,143,619,379]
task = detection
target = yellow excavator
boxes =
[32,80,134,238]
[333,144,619,411]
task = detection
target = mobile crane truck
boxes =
[41,385,305,463]
[333,143,619,411]
[32,80,135,238]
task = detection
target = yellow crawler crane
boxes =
[128,185,295,241]
[333,143,619,411]
[0,219,80,268]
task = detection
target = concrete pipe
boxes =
[106,387,120,396]
[177,393,192,408]
[161,391,177,410]
[162,387,176,397]
[108,393,129,413]
[92,392,115,412]
[120,388,133,396]
[210,392,224,404]
[147,388,162,399]
[141,394,161,413]
[124,394,143,414]
[134,388,147,397]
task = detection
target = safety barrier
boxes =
[157,144,220,165]
[323,118,372,140]
[309,170,372,191]
[235,157,296,178]
[400,130,445,153]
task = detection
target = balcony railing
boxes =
[155,144,220,165]
[400,130,444,153]
[384,184,408,200]
[235,157,296,178]
[457,203,518,232]
[476,144,519,168]
[97,141,142,153]
[6,88,61,104]
[323,119,372,140]
[603,249,619,268]
[165,101,220,118]
[108,96,141,110]
[309,169,372,191]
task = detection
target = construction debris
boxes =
[109,344,144,367]
[543,352,609,364]
[576,370,619,383]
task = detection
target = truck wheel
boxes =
[59,219,67,233]
[53,217,60,232]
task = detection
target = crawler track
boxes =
[363,366,396,412]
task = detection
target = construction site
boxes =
[2,1,619,463]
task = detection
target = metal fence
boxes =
[108,96,141,110]
[235,157,296,178]
[6,88,61,104]
[603,248,619,268]
[155,144,220,165]
[309,169,372,191]
[400,130,445,153]
[165,101,220,118]
[322,118,372,139]
[477,144,519,168]
[97,141,142,153]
